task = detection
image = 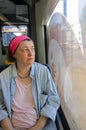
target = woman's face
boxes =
[13,40,35,66]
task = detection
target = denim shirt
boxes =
[0,62,60,130]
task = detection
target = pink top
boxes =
[12,78,37,130]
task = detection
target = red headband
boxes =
[10,35,31,54]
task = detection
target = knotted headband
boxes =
[10,35,31,54]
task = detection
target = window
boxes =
[1,25,28,47]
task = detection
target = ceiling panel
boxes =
[0,0,29,24]
[0,0,39,24]
[10,0,27,5]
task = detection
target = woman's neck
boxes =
[16,63,31,78]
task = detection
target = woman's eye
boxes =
[22,48,28,52]
[21,47,35,53]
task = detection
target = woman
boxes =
[0,35,60,130]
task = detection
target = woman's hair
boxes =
[7,45,16,62]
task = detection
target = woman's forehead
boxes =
[19,40,34,48]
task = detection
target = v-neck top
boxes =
[12,78,37,129]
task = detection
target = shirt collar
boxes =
[11,62,36,78]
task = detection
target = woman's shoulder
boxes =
[0,64,15,77]
[34,62,50,70]
[33,62,51,76]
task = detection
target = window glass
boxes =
[2,25,28,47]
[47,0,86,129]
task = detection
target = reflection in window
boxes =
[47,0,86,130]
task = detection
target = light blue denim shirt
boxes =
[0,62,60,130]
